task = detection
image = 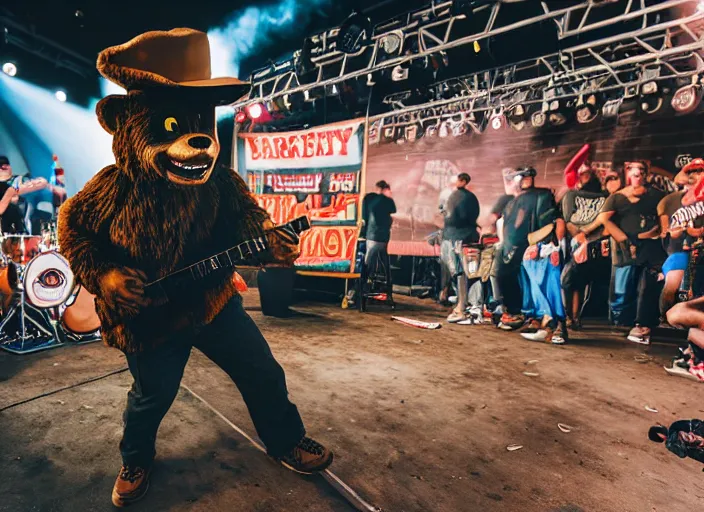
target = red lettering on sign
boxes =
[243,124,359,162]
[246,138,261,160]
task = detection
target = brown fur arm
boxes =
[226,168,300,266]
[57,166,123,296]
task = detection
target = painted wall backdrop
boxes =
[366,112,704,257]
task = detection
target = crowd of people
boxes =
[433,158,704,383]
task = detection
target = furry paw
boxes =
[99,267,150,314]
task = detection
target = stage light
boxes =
[55,90,67,102]
[575,93,599,123]
[379,32,402,56]
[548,99,569,126]
[489,108,507,130]
[247,103,264,120]
[640,85,664,115]
[698,0,704,13]
[235,110,247,123]
[507,104,528,131]
[2,62,17,77]
[531,109,547,128]
[671,81,702,115]
[338,11,372,55]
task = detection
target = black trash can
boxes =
[257,266,295,317]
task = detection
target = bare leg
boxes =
[666,296,704,329]
[660,270,684,317]
[688,328,704,351]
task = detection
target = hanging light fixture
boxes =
[671,76,702,115]
[488,107,507,131]
[337,11,372,55]
[575,93,599,123]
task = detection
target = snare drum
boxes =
[1,235,42,265]
[23,251,75,308]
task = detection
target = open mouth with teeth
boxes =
[161,154,214,182]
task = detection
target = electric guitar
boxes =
[106,215,311,341]
[145,215,310,303]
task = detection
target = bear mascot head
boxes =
[57,28,299,353]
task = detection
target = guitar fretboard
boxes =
[145,216,310,291]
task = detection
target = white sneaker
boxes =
[521,329,549,342]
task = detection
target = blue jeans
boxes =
[520,247,565,320]
[120,296,305,466]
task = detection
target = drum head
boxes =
[24,251,75,308]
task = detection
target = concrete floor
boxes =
[1,291,703,512]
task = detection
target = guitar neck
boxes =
[145,216,310,290]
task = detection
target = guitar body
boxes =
[115,216,311,341]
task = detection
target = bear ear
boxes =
[96,95,127,135]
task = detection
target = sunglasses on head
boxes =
[604,175,620,183]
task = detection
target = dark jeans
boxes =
[609,264,663,328]
[493,245,526,315]
[364,240,393,292]
[120,296,305,467]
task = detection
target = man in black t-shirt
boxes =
[598,161,665,344]
[360,180,397,294]
[442,173,480,323]
[560,162,609,330]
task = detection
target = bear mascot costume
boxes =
[57,28,332,507]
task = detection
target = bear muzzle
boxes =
[161,134,219,185]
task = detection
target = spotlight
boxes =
[575,93,599,123]
[507,104,528,131]
[337,11,372,55]
[247,103,263,119]
[548,99,570,126]
[640,84,664,115]
[671,79,702,115]
[379,32,402,58]
[55,90,67,102]
[698,0,704,13]
[2,62,16,77]
[235,110,247,123]
[531,109,547,128]
[489,108,507,131]
[601,97,622,119]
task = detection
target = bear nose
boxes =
[188,136,212,150]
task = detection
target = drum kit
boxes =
[0,222,101,354]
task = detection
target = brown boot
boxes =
[278,436,333,475]
[111,465,151,507]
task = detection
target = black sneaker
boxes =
[278,437,333,475]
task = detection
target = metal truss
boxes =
[0,16,94,77]
[233,0,699,109]
[373,12,704,123]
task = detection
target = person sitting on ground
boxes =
[441,172,480,323]
[560,161,610,331]
[597,161,666,345]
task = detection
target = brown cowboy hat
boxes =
[97,28,250,104]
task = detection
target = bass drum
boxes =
[61,286,101,335]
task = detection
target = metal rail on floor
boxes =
[180,384,382,512]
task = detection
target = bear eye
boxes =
[164,117,179,133]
